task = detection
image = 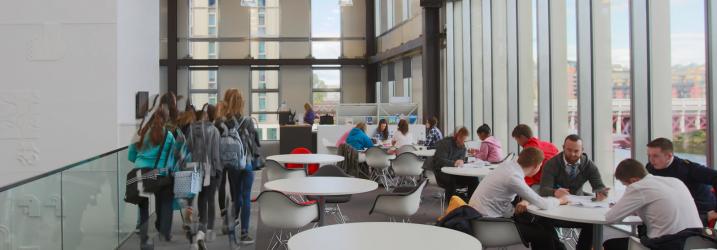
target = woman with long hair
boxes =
[346,122,374,151]
[392,119,414,148]
[128,105,176,248]
[372,119,390,141]
[303,102,316,125]
[223,88,259,244]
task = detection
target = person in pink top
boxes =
[470,124,504,163]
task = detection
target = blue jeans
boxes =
[228,167,254,233]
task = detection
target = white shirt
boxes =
[605,174,702,239]
[469,160,560,218]
[392,131,414,148]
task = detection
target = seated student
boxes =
[469,147,569,250]
[603,159,703,250]
[645,137,717,226]
[433,127,479,201]
[469,124,503,163]
[424,117,443,149]
[373,119,391,142]
[539,134,609,250]
[345,122,374,151]
[511,124,559,186]
[392,119,414,148]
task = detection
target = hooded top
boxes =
[345,127,374,151]
[476,136,503,163]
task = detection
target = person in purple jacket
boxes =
[471,124,504,163]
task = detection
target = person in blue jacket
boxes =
[346,122,374,151]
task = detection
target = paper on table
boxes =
[566,195,610,208]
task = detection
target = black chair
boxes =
[307,165,352,224]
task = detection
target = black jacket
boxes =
[436,205,482,235]
[433,137,467,172]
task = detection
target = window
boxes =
[610,0,632,171]
[311,0,341,59]
[312,68,341,114]
[566,0,578,135]
[188,0,219,59]
[251,68,280,140]
[189,68,219,106]
[670,0,707,165]
[402,0,410,21]
[530,0,539,134]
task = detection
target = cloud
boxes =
[671,32,705,65]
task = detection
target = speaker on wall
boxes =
[135,91,149,119]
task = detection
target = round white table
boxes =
[410,149,435,157]
[267,154,345,174]
[441,164,495,177]
[287,222,483,250]
[528,203,642,250]
[264,177,378,226]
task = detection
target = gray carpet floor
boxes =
[118,170,630,250]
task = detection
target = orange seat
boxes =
[286,147,320,175]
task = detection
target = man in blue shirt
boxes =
[645,137,717,226]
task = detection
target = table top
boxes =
[441,163,494,177]
[266,154,345,164]
[287,222,483,250]
[528,204,642,225]
[410,149,435,157]
[264,177,378,196]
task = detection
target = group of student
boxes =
[127,89,260,249]
[434,123,717,250]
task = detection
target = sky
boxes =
[310,0,342,61]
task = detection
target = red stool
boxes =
[286,147,320,175]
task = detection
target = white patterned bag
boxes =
[173,163,202,198]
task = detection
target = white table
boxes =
[528,203,642,250]
[267,154,345,174]
[264,177,378,226]
[287,222,483,250]
[410,149,435,157]
[441,163,495,177]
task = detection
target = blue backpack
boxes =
[220,118,247,170]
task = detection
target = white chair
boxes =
[628,236,649,250]
[684,235,717,249]
[390,152,425,186]
[322,138,338,155]
[396,144,418,155]
[255,191,319,250]
[264,159,306,182]
[365,147,395,190]
[471,217,528,249]
[369,179,428,222]
[307,165,353,224]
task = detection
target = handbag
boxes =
[124,130,172,204]
[173,164,202,198]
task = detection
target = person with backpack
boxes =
[128,105,176,250]
[186,104,223,244]
[214,101,234,234]
[222,89,259,245]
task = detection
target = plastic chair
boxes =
[369,179,428,221]
[627,236,649,250]
[684,235,717,249]
[390,152,425,186]
[254,191,319,250]
[286,147,320,175]
[365,147,396,190]
[471,217,528,249]
[307,165,353,224]
[265,159,306,182]
[396,145,418,155]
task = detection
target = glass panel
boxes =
[313,92,341,106]
[116,149,138,243]
[670,0,707,165]
[191,93,218,106]
[312,41,341,59]
[251,114,280,140]
[530,0,540,133]
[251,93,279,112]
[62,153,119,249]
[312,69,341,89]
[0,173,62,250]
[250,0,280,37]
[252,70,279,89]
[566,0,578,134]
[251,41,279,59]
[191,70,219,90]
[611,0,632,168]
[311,0,341,37]
[189,42,219,59]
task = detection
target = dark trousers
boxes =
[198,174,219,231]
[435,168,479,203]
[544,218,593,250]
[228,167,255,233]
[515,213,566,250]
[603,228,702,250]
[218,169,233,214]
[138,185,173,243]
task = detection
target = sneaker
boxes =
[206,230,216,242]
[239,233,255,245]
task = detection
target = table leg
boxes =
[304,163,309,176]
[593,224,603,250]
[317,196,326,226]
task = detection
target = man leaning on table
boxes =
[603,159,702,250]
[645,137,717,226]
[469,147,569,250]
[539,134,609,250]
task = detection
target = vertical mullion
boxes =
[446,1,456,131]
[483,0,493,126]
[463,0,473,137]
[507,0,519,153]
[537,0,551,140]
[630,0,650,163]
[577,0,593,156]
